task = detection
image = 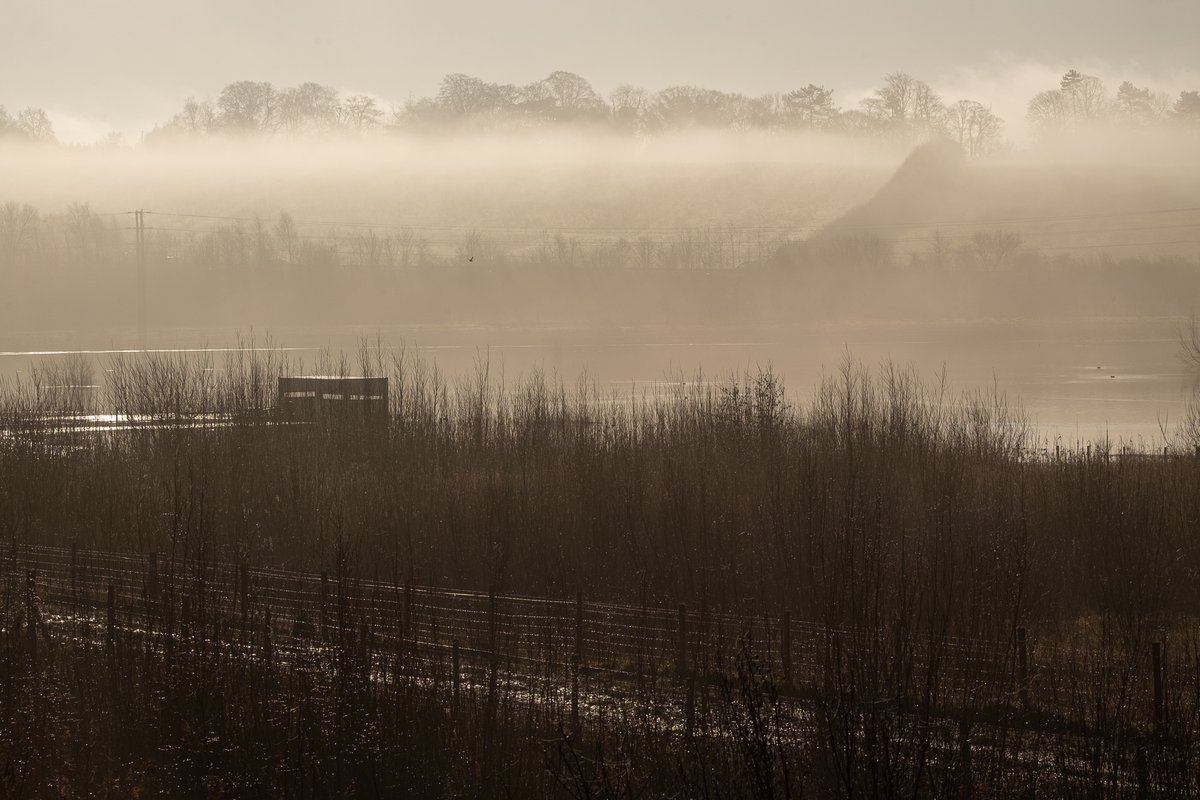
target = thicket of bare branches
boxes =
[3,346,1200,795]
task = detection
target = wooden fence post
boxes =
[25,569,37,663]
[574,591,584,666]
[677,603,688,678]
[405,581,417,667]
[147,551,159,617]
[392,582,405,675]
[782,610,793,689]
[451,639,461,710]
[571,664,580,741]
[487,585,499,725]
[637,583,647,680]
[1152,641,1165,735]
[69,541,78,611]
[891,615,907,707]
[238,562,249,640]
[264,606,274,665]
[1135,736,1150,800]
[699,585,709,687]
[1016,627,1030,708]
[686,675,696,740]
[106,582,116,647]
[336,569,347,658]
[823,628,836,694]
[359,619,370,680]
[319,572,329,642]
[403,581,413,641]
[488,585,498,670]
[959,720,974,799]
[429,586,440,665]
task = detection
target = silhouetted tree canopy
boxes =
[0,104,56,143]
[16,67,1200,149]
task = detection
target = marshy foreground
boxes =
[2,345,1200,797]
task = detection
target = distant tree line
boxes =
[0,203,798,273]
[148,81,386,143]
[0,202,123,271]
[5,200,1194,280]
[134,69,1200,152]
[1026,69,1200,136]
[5,69,1199,151]
[0,105,56,143]
[142,71,1007,154]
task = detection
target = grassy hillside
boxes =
[784,135,1200,265]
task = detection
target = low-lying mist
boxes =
[1,129,899,227]
[2,128,1199,447]
[2,127,1197,328]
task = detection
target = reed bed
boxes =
[2,343,1200,796]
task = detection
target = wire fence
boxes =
[3,542,1194,741]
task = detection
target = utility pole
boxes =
[135,209,146,350]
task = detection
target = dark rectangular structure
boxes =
[277,376,388,422]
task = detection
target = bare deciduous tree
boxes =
[970,230,1022,270]
[177,97,217,133]
[863,73,945,143]
[276,83,340,135]
[1026,89,1071,134]
[16,107,56,142]
[540,71,606,121]
[436,73,504,116]
[0,202,39,268]
[217,80,277,132]
[1181,315,1200,371]
[274,212,300,264]
[1060,69,1108,121]
[609,84,649,132]
[340,95,383,132]
[948,100,1003,157]
[783,84,838,129]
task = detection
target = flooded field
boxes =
[2,314,1192,446]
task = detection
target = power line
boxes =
[145,211,249,222]
[141,220,1200,250]
[39,210,136,221]
[141,204,1200,236]
[135,210,147,350]
[821,206,1200,232]
[289,204,1200,233]
[1034,238,1200,251]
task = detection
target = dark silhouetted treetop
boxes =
[0,105,56,143]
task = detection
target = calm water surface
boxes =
[1,316,1193,446]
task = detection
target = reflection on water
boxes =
[0,317,1193,446]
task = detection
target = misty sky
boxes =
[4,0,1199,143]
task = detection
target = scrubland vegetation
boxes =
[3,345,1200,795]
[3,53,1200,799]
[6,344,1199,629]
